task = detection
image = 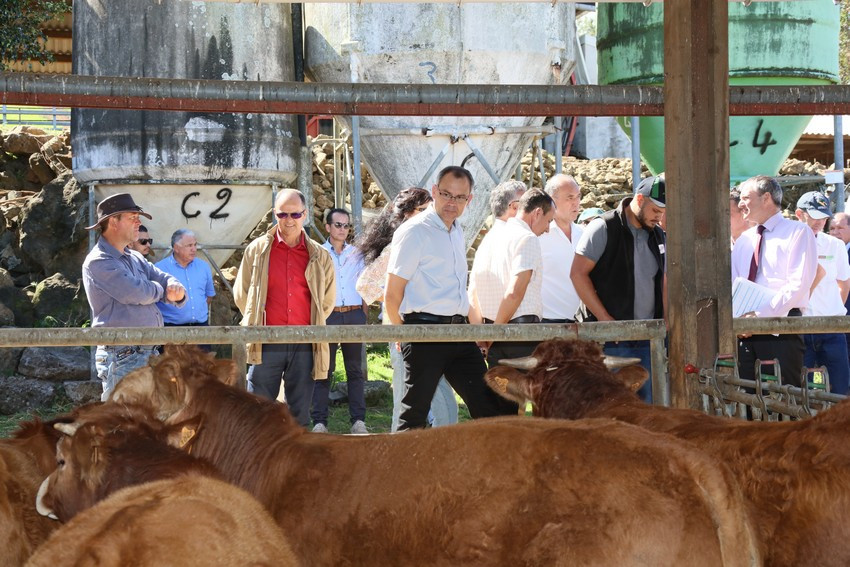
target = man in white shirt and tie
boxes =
[539,174,583,323]
[731,175,818,387]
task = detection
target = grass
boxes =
[0,343,476,438]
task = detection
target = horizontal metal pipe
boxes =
[0,320,665,348]
[698,384,813,419]
[185,0,792,3]
[733,315,850,335]
[3,74,848,117]
[720,376,846,404]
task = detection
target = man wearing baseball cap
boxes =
[82,193,186,400]
[795,191,850,394]
[571,174,667,403]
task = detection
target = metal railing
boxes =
[1,104,70,130]
[0,319,670,405]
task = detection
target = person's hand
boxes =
[394,341,402,353]
[166,284,185,302]
[737,311,756,338]
[476,340,491,358]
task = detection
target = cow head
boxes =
[111,345,235,423]
[36,403,204,522]
[484,339,649,418]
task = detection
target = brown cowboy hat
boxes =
[85,193,152,230]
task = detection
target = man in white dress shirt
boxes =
[539,174,583,323]
[731,175,818,387]
[795,192,850,394]
[469,188,554,368]
[385,166,515,430]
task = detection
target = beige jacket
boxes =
[233,226,335,378]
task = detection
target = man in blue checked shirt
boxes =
[82,193,186,401]
[156,229,216,351]
[310,208,369,435]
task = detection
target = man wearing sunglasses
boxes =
[128,225,155,260]
[234,189,335,428]
[385,166,517,430]
[310,208,368,434]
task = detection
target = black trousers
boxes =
[737,333,805,388]
[398,340,516,430]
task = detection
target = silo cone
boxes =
[597,0,839,183]
[304,4,575,244]
[73,0,300,266]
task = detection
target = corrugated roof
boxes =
[803,115,850,138]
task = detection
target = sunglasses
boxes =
[276,210,306,220]
[137,238,153,245]
[330,222,352,229]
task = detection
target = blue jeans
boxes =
[95,345,158,401]
[604,340,652,403]
[803,333,850,395]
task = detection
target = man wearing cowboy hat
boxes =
[82,193,186,400]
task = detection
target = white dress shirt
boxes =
[469,217,543,321]
[322,241,365,307]
[731,212,818,317]
[538,220,583,320]
[387,205,469,317]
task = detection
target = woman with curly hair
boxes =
[356,187,458,432]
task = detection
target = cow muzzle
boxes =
[35,476,58,520]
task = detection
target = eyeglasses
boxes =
[137,238,153,245]
[330,222,351,229]
[435,189,471,203]
[276,210,306,220]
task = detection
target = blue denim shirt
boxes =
[82,238,185,328]
[155,255,215,324]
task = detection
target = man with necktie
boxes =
[731,176,819,387]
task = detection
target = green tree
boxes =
[0,0,70,71]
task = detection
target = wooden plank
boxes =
[664,0,733,409]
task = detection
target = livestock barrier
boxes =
[0,320,671,405]
[3,315,848,412]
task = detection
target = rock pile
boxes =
[0,124,843,414]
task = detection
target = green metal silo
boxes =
[597,0,839,182]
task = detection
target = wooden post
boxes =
[664,0,733,409]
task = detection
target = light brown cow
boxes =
[30,402,298,567]
[486,338,850,567]
[112,346,761,567]
[0,414,77,566]
[27,474,299,567]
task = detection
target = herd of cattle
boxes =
[0,340,847,566]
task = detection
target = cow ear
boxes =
[613,366,650,393]
[166,415,203,450]
[484,366,533,405]
[213,359,238,386]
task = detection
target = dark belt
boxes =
[403,312,468,324]
[333,305,361,313]
[541,317,574,324]
[483,315,541,324]
[164,321,208,327]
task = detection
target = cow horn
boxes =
[604,355,643,370]
[497,356,539,370]
[35,477,59,521]
[54,422,80,437]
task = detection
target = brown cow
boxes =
[485,338,850,567]
[0,412,81,566]
[35,402,218,522]
[31,402,299,566]
[111,346,761,567]
[27,474,299,567]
